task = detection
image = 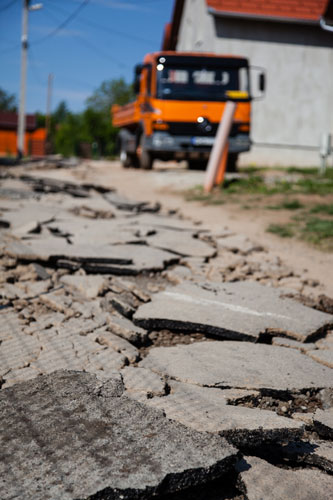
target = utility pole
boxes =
[17,0,43,159]
[17,0,30,159]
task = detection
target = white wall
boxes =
[177,0,333,167]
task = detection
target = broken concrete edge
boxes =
[220,426,305,450]
[132,317,257,342]
[74,455,238,500]
[313,420,333,440]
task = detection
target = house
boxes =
[0,112,46,157]
[162,0,333,167]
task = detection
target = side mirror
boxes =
[133,64,144,94]
[135,64,143,76]
[259,73,265,92]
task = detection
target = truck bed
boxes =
[112,101,139,128]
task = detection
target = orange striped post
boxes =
[204,101,236,193]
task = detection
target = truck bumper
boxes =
[145,132,251,159]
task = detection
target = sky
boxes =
[0,0,174,113]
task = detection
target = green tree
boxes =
[0,87,17,112]
[85,78,133,113]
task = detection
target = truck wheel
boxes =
[226,153,238,172]
[138,135,153,170]
[188,159,207,170]
[120,148,131,168]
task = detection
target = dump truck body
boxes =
[112,51,253,170]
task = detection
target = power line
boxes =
[0,0,17,13]
[45,0,155,46]
[33,7,131,69]
[33,0,90,44]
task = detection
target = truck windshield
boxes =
[156,64,249,101]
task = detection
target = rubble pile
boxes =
[0,165,332,499]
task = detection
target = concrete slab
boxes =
[314,409,333,439]
[146,229,216,258]
[307,349,333,368]
[237,455,333,500]
[139,341,333,393]
[216,234,264,255]
[140,382,302,447]
[5,240,179,274]
[0,371,237,500]
[134,282,333,341]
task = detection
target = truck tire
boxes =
[226,153,238,172]
[188,159,207,170]
[138,135,153,170]
[120,147,132,168]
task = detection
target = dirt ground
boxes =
[25,159,333,297]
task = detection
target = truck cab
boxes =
[112,51,258,170]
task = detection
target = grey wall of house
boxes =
[177,0,333,166]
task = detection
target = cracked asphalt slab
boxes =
[0,161,333,499]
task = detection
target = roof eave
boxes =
[208,7,320,26]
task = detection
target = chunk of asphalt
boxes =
[140,381,303,447]
[106,314,149,345]
[237,455,333,500]
[60,274,107,299]
[313,408,333,439]
[133,282,333,342]
[0,371,237,500]
[121,366,167,398]
[5,240,179,274]
[139,341,333,393]
[282,440,333,474]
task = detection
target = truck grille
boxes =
[167,122,240,137]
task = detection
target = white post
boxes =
[17,0,30,158]
[204,101,236,193]
[319,133,331,176]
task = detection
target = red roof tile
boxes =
[206,0,329,22]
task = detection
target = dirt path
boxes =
[30,159,333,297]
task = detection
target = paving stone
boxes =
[140,381,302,447]
[0,311,24,341]
[60,274,107,299]
[140,341,333,393]
[313,408,333,439]
[95,329,139,363]
[134,282,333,342]
[146,229,216,258]
[237,455,333,500]
[307,349,333,368]
[39,290,73,313]
[1,366,40,388]
[0,334,41,376]
[107,314,148,345]
[30,337,85,373]
[122,366,167,398]
[0,371,238,500]
[85,348,127,373]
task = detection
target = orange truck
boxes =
[112,51,264,170]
